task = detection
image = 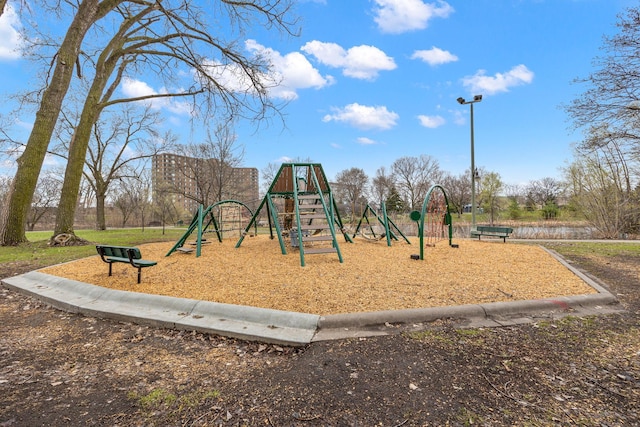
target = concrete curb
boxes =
[1,271,319,346]
[0,245,620,346]
[313,247,620,340]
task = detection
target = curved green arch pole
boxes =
[411,185,453,260]
[208,200,257,242]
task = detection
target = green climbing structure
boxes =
[235,163,352,266]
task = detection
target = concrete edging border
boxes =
[1,271,320,346]
[0,246,620,346]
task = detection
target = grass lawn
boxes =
[0,228,185,269]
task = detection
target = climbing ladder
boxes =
[236,163,352,266]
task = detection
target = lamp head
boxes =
[473,94,483,102]
[457,97,465,104]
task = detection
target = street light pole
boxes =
[457,94,483,233]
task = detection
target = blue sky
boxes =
[0,0,634,187]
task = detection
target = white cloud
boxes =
[462,64,534,95]
[301,41,396,80]
[418,114,445,128]
[43,152,59,167]
[245,39,333,100]
[411,47,458,66]
[121,77,157,98]
[451,109,465,125]
[357,137,377,145]
[120,77,191,115]
[0,4,26,60]
[198,58,260,95]
[322,103,399,130]
[372,0,454,34]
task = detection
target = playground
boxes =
[41,235,595,315]
[38,163,598,316]
[2,162,635,426]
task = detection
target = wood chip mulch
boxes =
[40,235,596,315]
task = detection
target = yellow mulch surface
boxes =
[40,235,596,316]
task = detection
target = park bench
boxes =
[470,226,513,242]
[96,245,157,284]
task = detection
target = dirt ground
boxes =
[1,240,639,426]
[40,236,594,315]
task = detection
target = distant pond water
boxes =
[450,224,600,240]
[372,222,637,240]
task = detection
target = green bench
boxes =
[96,245,157,283]
[470,226,513,242]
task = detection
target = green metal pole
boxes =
[381,201,392,247]
[267,196,287,255]
[196,204,203,257]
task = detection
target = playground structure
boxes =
[352,202,411,246]
[411,184,454,260]
[166,200,256,257]
[165,168,453,264]
[236,163,352,267]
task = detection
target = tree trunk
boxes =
[54,102,103,236]
[0,0,116,245]
[96,192,106,230]
[53,6,149,239]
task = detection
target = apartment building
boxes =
[152,152,259,213]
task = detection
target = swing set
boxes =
[352,201,411,246]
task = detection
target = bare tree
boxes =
[151,181,180,233]
[53,0,296,243]
[27,172,62,231]
[565,143,639,237]
[0,175,12,206]
[441,171,470,217]
[69,106,169,231]
[260,157,314,194]
[261,161,281,194]
[370,166,394,207]
[134,170,152,231]
[206,123,247,202]
[391,155,442,211]
[565,6,640,149]
[1,0,298,245]
[479,172,504,225]
[564,5,640,230]
[525,177,563,210]
[112,183,138,228]
[1,0,123,245]
[334,167,369,221]
[112,170,153,229]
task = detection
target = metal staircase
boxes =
[291,191,342,264]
